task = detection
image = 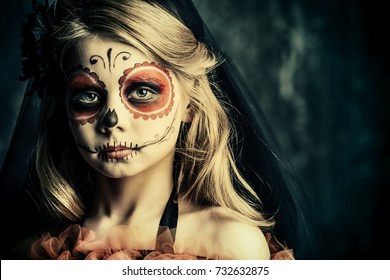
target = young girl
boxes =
[1,0,313,260]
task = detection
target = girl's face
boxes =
[64,37,189,178]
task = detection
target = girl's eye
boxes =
[70,91,103,110]
[126,86,159,103]
[78,91,100,104]
[135,88,149,98]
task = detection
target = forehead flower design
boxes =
[119,61,175,120]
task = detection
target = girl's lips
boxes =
[99,145,138,160]
[100,148,133,160]
[102,145,129,152]
[78,143,140,161]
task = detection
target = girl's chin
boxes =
[89,161,136,178]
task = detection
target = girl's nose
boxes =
[98,85,132,134]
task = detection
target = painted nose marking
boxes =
[103,109,118,128]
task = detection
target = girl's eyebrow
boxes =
[67,81,98,91]
[66,66,106,89]
[67,73,106,90]
[124,80,163,92]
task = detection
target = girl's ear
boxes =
[181,78,196,123]
[181,103,192,123]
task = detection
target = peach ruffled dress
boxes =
[29,224,294,260]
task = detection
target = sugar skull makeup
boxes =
[64,37,189,178]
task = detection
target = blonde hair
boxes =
[36,0,274,229]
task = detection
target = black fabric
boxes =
[0,0,317,259]
[0,80,44,259]
[158,184,178,231]
[0,80,40,197]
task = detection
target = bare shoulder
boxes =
[177,202,270,260]
[208,207,270,260]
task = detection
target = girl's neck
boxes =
[84,159,174,237]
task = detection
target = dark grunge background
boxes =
[0,0,389,259]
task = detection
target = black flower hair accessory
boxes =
[20,0,57,96]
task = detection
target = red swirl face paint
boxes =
[119,62,175,120]
[66,66,107,126]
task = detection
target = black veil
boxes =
[0,0,317,259]
[159,0,316,259]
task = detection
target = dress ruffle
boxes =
[29,224,293,260]
[265,233,294,260]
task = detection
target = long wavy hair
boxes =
[35,0,274,229]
